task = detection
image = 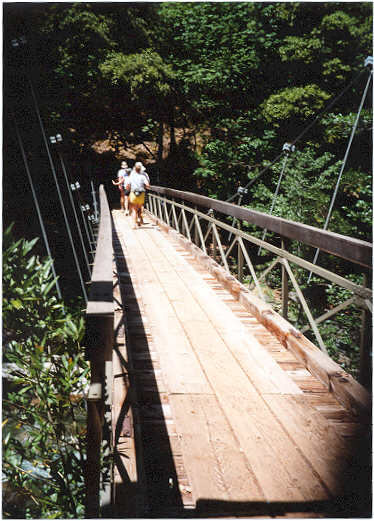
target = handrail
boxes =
[146,190,372,389]
[85,185,114,518]
[149,186,372,269]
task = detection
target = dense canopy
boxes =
[5,2,372,241]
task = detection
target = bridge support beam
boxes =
[85,314,114,518]
[84,185,114,518]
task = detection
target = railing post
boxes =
[359,273,372,389]
[152,195,156,217]
[157,197,163,222]
[181,202,186,237]
[208,209,217,260]
[194,207,199,245]
[281,238,289,320]
[237,222,243,283]
[237,242,243,283]
[163,196,170,226]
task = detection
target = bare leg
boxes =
[124,195,129,215]
[120,191,125,211]
[132,205,138,229]
[136,207,142,226]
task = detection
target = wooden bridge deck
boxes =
[110,209,369,518]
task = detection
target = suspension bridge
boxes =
[83,184,371,518]
[8,36,372,516]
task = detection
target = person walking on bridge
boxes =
[139,163,150,224]
[112,161,131,215]
[126,161,150,229]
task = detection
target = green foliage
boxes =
[322,58,351,81]
[3,226,88,518]
[279,36,323,64]
[157,2,269,121]
[319,277,362,377]
[33,3,160,142]
[100,48,174,100]
[321,109,372,142]
[262,85,331,124]
[193,122,277,199]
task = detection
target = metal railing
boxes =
[84,185,114,517]
[146,186,372,387]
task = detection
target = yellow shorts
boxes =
[129,192,145,206]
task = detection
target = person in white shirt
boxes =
[112,161,131,214]
[126,162,150,228]
[139,164,150,222]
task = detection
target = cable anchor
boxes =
[282,143,296,154]
[364,56,373,68]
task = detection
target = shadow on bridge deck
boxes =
[111,223,184,517]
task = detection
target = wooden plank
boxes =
[144,228,302,395]
[180,326,327,501]
[286,334,371,417]
[151,214,371,420]
[149,187,372,268]
[119,225,212,396]
[198,397,265,502]
[131,225,328,502]
[170,394,264,503]
[264,395,352,495]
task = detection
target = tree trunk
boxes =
[157,121,164,163]
[169,108,176,154]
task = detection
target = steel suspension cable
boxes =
[70,185,94,246]
[79,203,94,247]
[57,150,91,277]
[87,215,95,243]
[64,171,96,245]
[226,68,368,203]
[308,69,373,281]
[226,151,285,203]
[45,135,94,250]
[28,78,88,302]
[258,153,290,255]
[289,68,368,149]
[13,114,63,300]
[228,194,243,241]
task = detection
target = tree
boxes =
[3,226,88,518]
